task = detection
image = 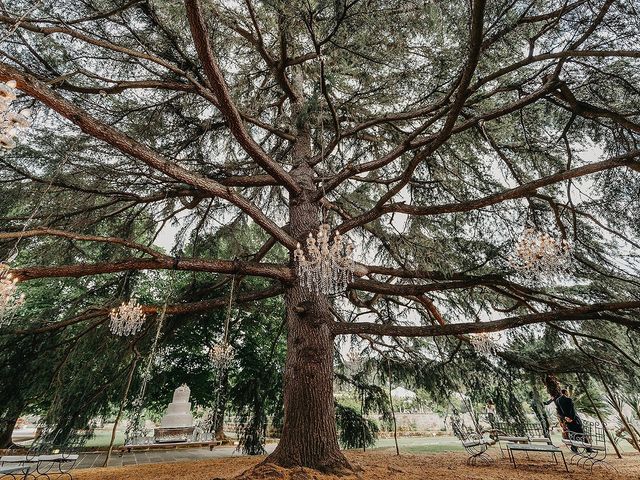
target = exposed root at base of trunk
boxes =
[219,461,363,480]
[215,431,234,445]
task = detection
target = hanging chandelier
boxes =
[0,263,25,320]
[109,299,146,336]
[0,80,31,150]
[294,223,355,294]
[469,332,499,355]
[209,343,234,370]
[509,227,571,281]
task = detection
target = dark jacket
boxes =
[555,395,584,434]
[555,395,577,421]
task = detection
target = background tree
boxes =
[1,0,640,474]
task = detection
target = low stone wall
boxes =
[380,412,447,434]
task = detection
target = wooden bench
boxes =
[119,440,222,454]
[506,442,568,472]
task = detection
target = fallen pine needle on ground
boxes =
[74,451,640,480]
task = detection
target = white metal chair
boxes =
[451,417,493,465]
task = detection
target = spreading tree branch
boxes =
[184,0,301,195]
[0,62,297,249]
[331,301,640,337]
[10,258,292,283]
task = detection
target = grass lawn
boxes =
[372,435,463,453]
[80,429,638,456]
[84,430,125,448]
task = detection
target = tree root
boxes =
[217,461,364,480]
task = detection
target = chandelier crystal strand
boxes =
[209,343,235,370]
[0,81,32,322]
[509,228,571,281]
[294,54,355,295]
[294,224,355,295]
[205,339,235,440]
[109,298,146,336]
[0,80,31,150]
[0,263,25,322]
[209,275,237,370]
[469,332,499,355]
[122,269,177,447]
[206,275,238,439]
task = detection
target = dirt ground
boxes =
[74,451,640,480]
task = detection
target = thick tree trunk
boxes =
[0,416,18,449]
[213,370,230,442]
[262,165,351,473]
[214,420,228,442]
[576,375,622,459]
[263,279,349,472]
[0,402,25,449]
[543,374,566,434]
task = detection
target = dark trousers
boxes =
[566,416,584,434]
[566,417,588,452]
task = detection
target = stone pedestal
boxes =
[155,384,195,442]
[153,426,195,443]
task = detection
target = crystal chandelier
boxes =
[0,263,25,320]
[469,332,499,355]
[209,343,234,369]
[509,228,571,281]
[109,299,146,336]
[0,80,31,150]
[294,223,355,294]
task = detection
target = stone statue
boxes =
[154,384,195,442]
[160,384,194,428]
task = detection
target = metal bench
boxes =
[0,449,38,478]
[119,439,222,454]
[0,465,28,480]
[490,421,552,458]
[0,429,81,480]
[507,442,568,472]
[561,421,614,472]
[451,417,493,465]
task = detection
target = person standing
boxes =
[529,390,550,437]
[552,389,587,452]
[485,400,496,428]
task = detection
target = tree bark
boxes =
[262,165,351,473]
[213,369,230,442]
[104,357,138,467]
[388,360,400,456]
[593,366,640,451]
[264,289,349,472]
[0,416,18,449]
[543,374,566,433]
[575,375,622,459]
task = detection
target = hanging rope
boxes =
[111,265,177,450]
[204,273,238,439]
[223,274,235,345]
[208,272,236,368]
[318,53,328,225]
[124,282,172,444]
[1,152,71,326]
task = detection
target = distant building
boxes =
[391,386,417,400]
